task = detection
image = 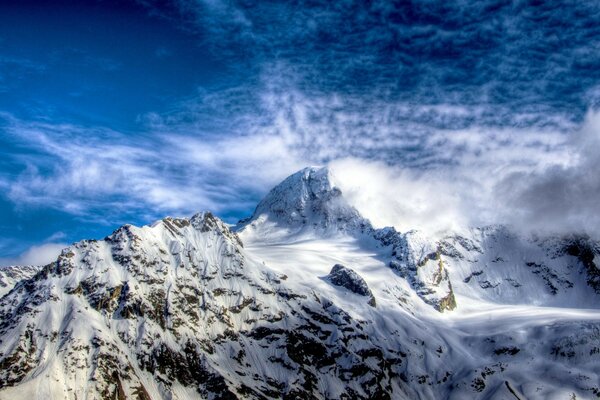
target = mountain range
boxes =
[0,166,599,399]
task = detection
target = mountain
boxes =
[238,167,370,241]
[0,265,41,298]
[0,167,599,399]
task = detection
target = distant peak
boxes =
[239,166,371,238]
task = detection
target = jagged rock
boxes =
[327,264,376,307]
[563,237,600,293]
[382,231,457,312]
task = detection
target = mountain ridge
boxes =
[0,166,599,399]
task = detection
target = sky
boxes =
[1,0,600,265]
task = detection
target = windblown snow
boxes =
[0,167,599,399]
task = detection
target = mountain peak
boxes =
[239,166,370,238]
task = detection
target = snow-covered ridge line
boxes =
[0,166,598,399]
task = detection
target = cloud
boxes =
[330,158,467,235]
[155,75,584,237]
[328,112,600,238]
[0,242,67,267]
[1,77,590,239]
[45,231,67,242]
[494,111,600,236]
[142,0,600,127]
[0,111,308,224]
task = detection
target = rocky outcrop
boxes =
[327,264,376,307]
[385,231,457,312]
[563,236,600,293]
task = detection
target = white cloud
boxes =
[493,111,600,236]
[2,69,598,239]
[0,243,67,267]
[1,110,309,223]
[45,231,67,242]
[330,158,467,236]
[327,112,600,238]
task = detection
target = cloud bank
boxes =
[495,111,600,236]
[330,158,467,234]
[330,112,600,238]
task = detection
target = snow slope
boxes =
[0,167,599,399]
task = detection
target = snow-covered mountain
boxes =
[0,265,41,298]
[0,166,599,399]
[238,167,370,241]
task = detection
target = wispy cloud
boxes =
[0,110,306,224]
[3,82,593,237]
[0,242,67,267]
[141,0,600,126]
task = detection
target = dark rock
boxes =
[564,238,600,293]
[494,347,520,356]
[327,264,376,307]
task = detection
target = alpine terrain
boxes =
[0,166,599,400]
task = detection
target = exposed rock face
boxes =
[327,264,376,307]
[563,236,600,293]
[381,230,456,312]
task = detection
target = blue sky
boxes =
[1,0,600,265]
